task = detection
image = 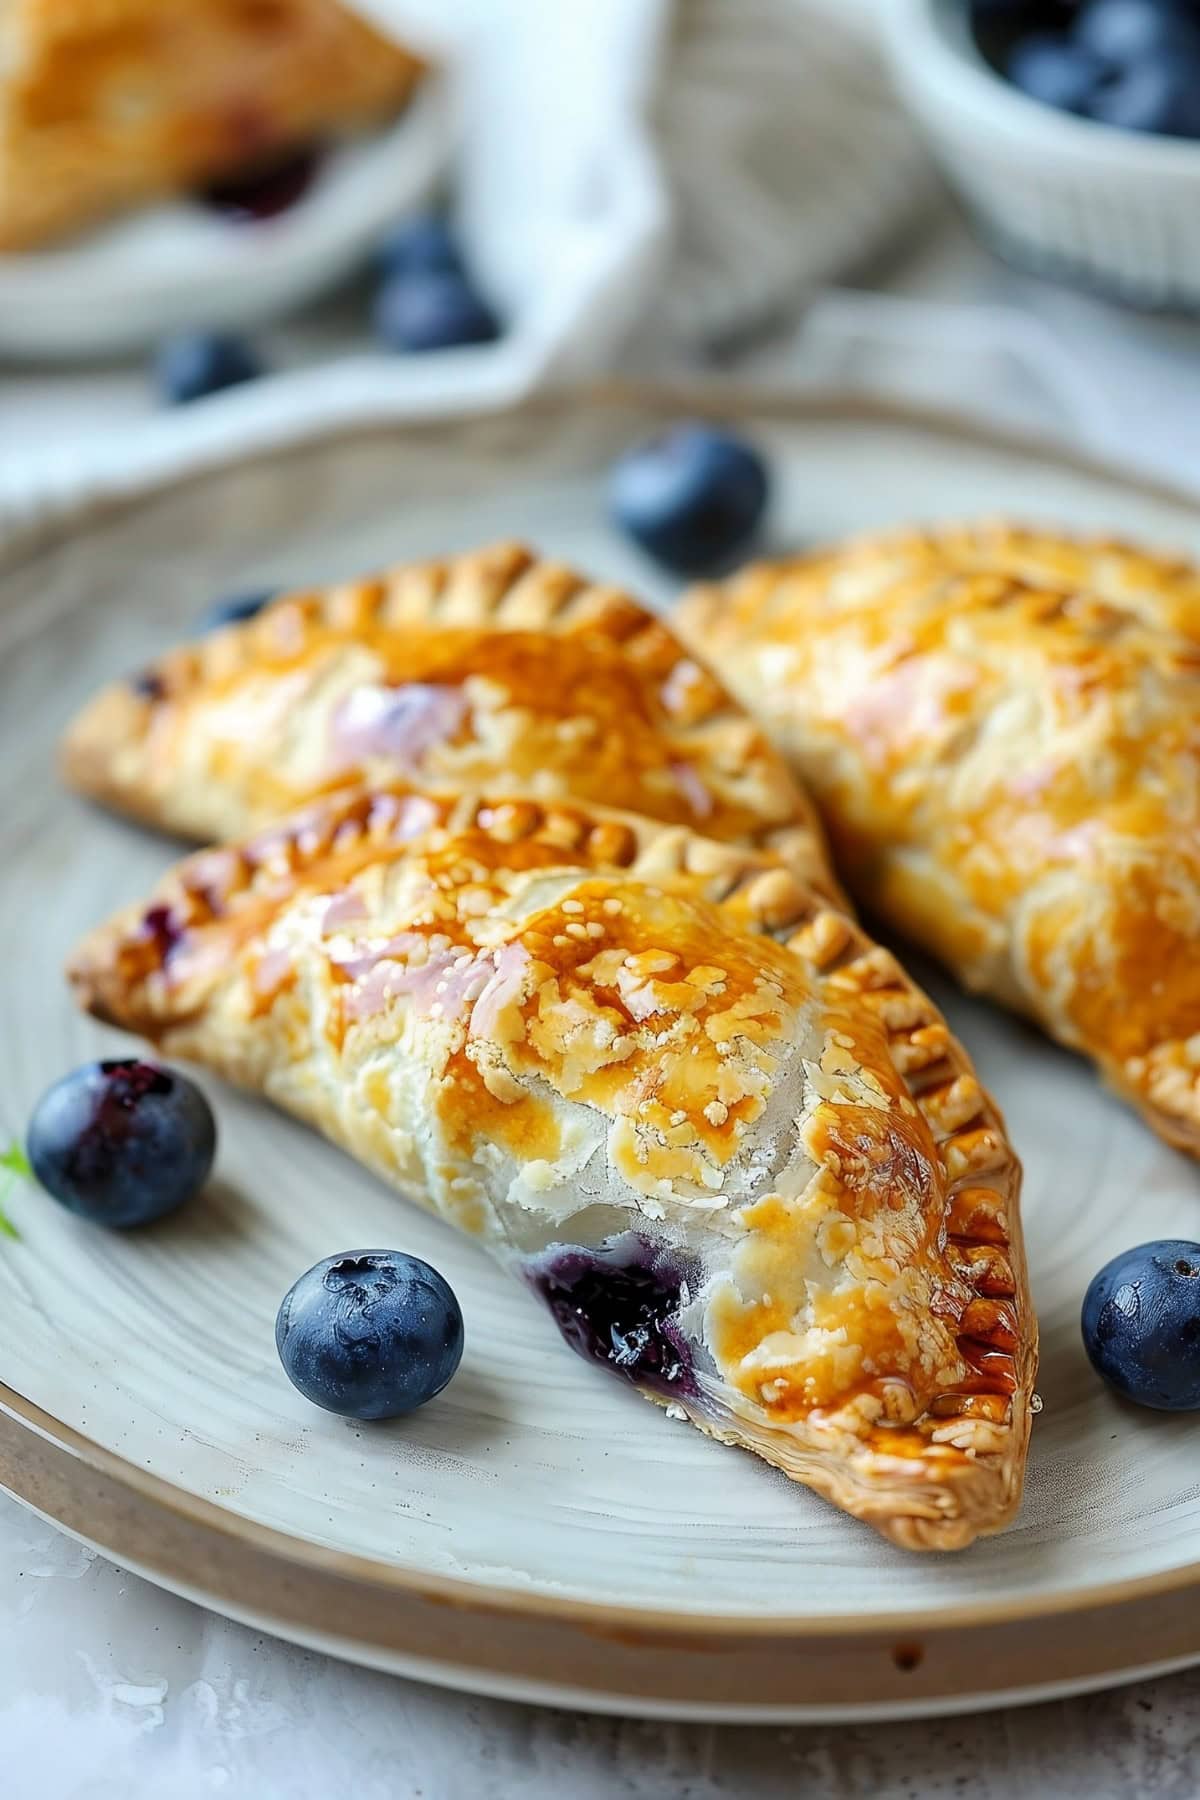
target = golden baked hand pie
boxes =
[679,519,1200,1153]
[62,541,837,902]
[0,0,424,250]
[68,783,1035,1548]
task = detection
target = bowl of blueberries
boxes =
[886,0,1200,308]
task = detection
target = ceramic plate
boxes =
[2,388,1200,1722]
[0,77,451,360]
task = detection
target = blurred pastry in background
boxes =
[0,0,425,250]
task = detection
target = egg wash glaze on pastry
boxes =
[69,785,1036,1549]
[680,520,1200,1157]
[60,542,835,903]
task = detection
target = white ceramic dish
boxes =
[3,384,1200,1721]
[886,0,1200,309]
[0,75,452,360]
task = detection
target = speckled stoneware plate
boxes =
[3,386,1200,1723]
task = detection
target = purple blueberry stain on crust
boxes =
[130,669,166,701]
[529,1233,699,1397]
[331,682,469,773]
[140,904,186,962]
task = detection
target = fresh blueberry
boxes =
[200,146,322,222]
[275,1250,464,1419]
[375,214,464,278]
[198,589,277,632]
[972,1,1080,67]
[27,1060,216,1229]
[373,269,500,353]
[156,332,264,406]
[529,1233,698,1397]
[972,0,1074,11]
[1075,0,1200,64]
[1081,1239,1200,1410]
[609,423,770,576]
[1007,34,1111,110]
[974,0,1078,18]
[1087,55,1200,135]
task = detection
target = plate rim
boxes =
[4,1375,1200,1637]
[6,1379,1200,1719]
[6,379,1200,1712]
[6,378,1200,575]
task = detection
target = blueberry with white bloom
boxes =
[276,1250,465,1419]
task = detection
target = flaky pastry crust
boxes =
[62,540,837,903]
[0,0,424,249]
[680,519,1200,1154]
[69,784,1035,1549]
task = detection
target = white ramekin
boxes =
[883,0,1200,309]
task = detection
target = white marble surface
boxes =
[7,212,1200,1795]
[5,1483,1200,1799]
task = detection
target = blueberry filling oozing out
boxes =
[200,146,322,221]
[530,1234,699,1397]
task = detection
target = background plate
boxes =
[0,78,450,359]
[2,388,1200,1720]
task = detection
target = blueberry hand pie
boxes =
[0,0,424,250]
[62,541,837,902]
[679,520,1200,1153]
[68,784,1036,1548]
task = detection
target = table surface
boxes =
[7,212,1200,1799]
[5,1485,1200,1799]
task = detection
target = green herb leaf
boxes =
[0,1142,30,1179]
[0,1140,28,1240]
